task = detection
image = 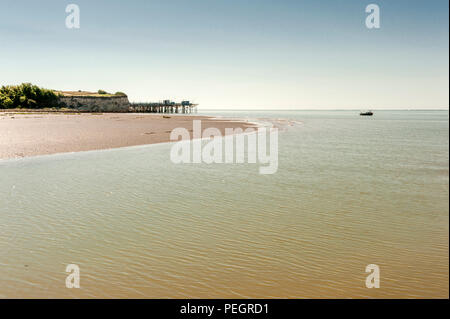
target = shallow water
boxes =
[0,110,448,298]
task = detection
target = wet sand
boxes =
[0,113,257,160]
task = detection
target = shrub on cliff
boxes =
[0,83,61,109]
[98,89,108,95]
[114,92,127,97]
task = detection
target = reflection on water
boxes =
[0,110,448,298]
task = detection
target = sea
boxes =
[0,110,448,298]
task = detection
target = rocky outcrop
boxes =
[59,95,130,112]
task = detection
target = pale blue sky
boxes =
[0,0,448,109]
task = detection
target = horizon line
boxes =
[198,108,450,111]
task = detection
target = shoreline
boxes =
[0,112,258,160]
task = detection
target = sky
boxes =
[0,0,448,109]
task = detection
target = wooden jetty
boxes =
[129,101,198,114]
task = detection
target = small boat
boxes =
[360,111,373,116]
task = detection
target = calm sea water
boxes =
[0,110,448,298]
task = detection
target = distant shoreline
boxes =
[0,113,257,160]
[0,108,94,114]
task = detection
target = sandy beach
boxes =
[0,112,256,160]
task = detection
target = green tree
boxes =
[0,83,61,109]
